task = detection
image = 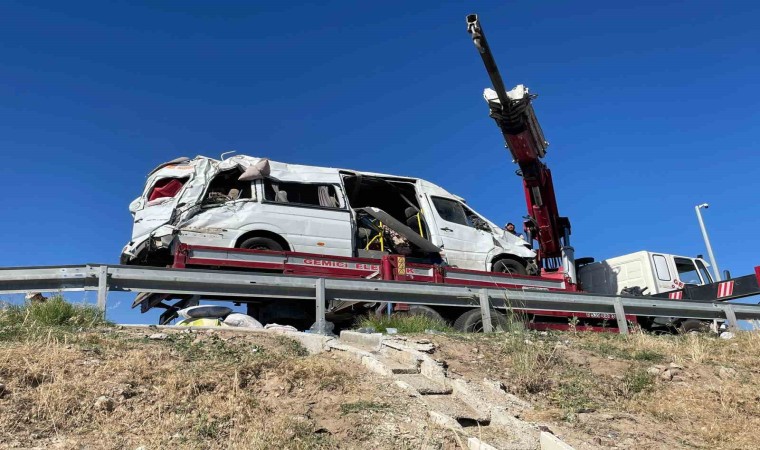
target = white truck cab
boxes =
[121,155,537,275]
[578,251,713,296]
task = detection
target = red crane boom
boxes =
[466,14,574,280]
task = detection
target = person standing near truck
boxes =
[504,222,525,240]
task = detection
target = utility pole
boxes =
[695,203,721,281]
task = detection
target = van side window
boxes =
[264,179,341,208]
[652,254,671,281]
[431,197,468,226]
[203,167,253,205]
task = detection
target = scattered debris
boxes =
[223,313,263,329]
[94,395,115,412]
[718,367,737,379]
[264,323,298,333]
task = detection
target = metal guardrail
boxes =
[1,264,758,334]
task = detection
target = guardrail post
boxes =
[612,298,629,335]
[722,304,738,331]
[312,278,328,335]
[96,265,108,316]
[479,289,493,333]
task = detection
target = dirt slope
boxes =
[427,330,760,450]
[0,328,457,449]
[2,325,758,449]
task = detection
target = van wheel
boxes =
[492,258,527,276]
[454,308,514,333]
[239,237,283,251]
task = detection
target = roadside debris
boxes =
[94,395,115,412]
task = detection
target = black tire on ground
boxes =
[492,258,527,276]
[454,308,512,333]
[393,304,446,323]
[678,319,711,334]
[238,236,284,251]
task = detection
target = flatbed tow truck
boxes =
[133,14,760,332]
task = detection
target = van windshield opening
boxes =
[202,167,252,205]
[148,177,188,202]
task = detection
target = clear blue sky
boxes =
[1,1,758,323]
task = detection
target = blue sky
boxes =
[1,1,758,323]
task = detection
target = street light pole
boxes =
[695,203,721,281]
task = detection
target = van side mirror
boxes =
[723,269,731,280]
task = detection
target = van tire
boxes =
[492,258,527,276]
[239,237,284,251]
[453,308,511,333]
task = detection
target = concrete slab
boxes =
[540,431,575,450]
[339,330,383,349]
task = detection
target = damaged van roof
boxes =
[152,154,465,201]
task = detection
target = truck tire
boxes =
[239,237,283,251]
[492,258,527,276]
[393,304,446,323]
[678,319,710,334]
[453,308,511,333]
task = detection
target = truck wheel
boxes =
[393,305,446,323]
[453,308,512,333]
[492,258,527,276]
[678,319,710,334]
[239,237,283,251]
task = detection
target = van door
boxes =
[424,195,493,270]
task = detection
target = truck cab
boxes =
[578,251,713,296]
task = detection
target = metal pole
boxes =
[313,278,327,335]
[612,298,629,335]
[479,289,493,333]
[722,304,738,331]
[96,265,108,315]
[695,204,721,281]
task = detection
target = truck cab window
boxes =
[431,197,468,226]
[695,260,713,284]
[674,257,702,285]
[202,168,252,205]
[652,254,671,281]
[264,179,340,208]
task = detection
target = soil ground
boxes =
[0,327,458,449]
[2,323,758,449]
[427,329,760,450]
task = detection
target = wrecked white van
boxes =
[121,155,537,275]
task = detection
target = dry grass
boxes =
[0,328,453,449]
[430,329,760,449]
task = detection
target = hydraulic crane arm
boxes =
[466,14,574,280]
